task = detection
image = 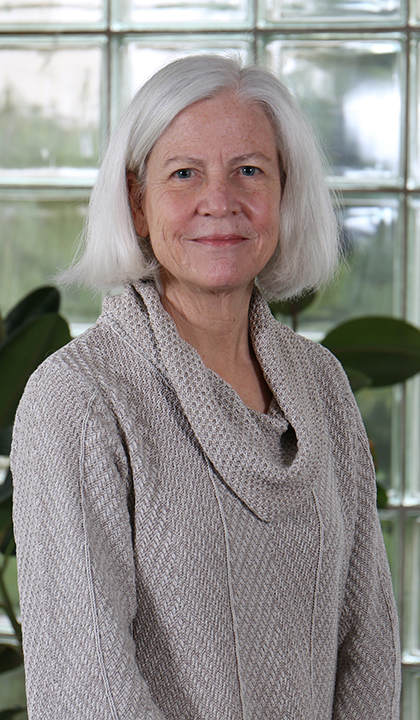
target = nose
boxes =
[196,175,241,217]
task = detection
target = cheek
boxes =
[250,191,281,225]
[147,196,191,239]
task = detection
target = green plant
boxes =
[271,296,420,509]
[0,286,72,717]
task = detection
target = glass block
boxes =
[0,190,101,326]
[405,198,420,504]
[402,666,420,720]
[0,0,104,28]
[403,513,420,658]
[409,0,420,25]
[407,196,420,326]
[405,376,420,504]
[0,37,105,184]
[380,510,401,608]
[259,0,406,27]
[408,36,420,188]
[111,35,253,119]
[112,0,252,30]
[296,194,404,338]
[259,35,405,187]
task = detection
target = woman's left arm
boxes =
[333,407,401,720]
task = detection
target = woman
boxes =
[11,55,400,719]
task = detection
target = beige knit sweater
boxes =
[11,281,401,720]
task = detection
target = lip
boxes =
[189,234,249,246]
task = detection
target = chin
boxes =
[190,261,258,290]
[193,275,256,294]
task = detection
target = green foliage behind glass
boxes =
[0,194,101,326]
[0,89,98,169]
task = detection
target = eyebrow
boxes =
[163,152,274,167]
[163,156,202,167]
[229,153,274,165]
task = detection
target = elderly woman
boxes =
[11,55,400,720]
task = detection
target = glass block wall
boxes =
[0,0,419,716]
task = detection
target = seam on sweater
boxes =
[104,318,163,371]
[206,459,247,720]
[79,389,120,720]
[105,320,182,393]
[310,488,324,717]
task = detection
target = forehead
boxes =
[150,90,278,162]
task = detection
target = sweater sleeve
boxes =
[11,361,167,720]
[332,399,401,720]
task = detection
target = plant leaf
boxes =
[0,646,23,674]
[0,709,27,719]
[0,466,15,554]
[0,314,72,430]
[0,427,12,457]
[4,286,60,337]
[377,483,388,509]
[322,316,420,387]
[0,483,14,555]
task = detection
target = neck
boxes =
[160,278,254,370]
[159,277,273,414]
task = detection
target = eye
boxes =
[240,166,260,177]
[173,168,193,179]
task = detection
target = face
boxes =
[129,90,282,298]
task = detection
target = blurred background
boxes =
[0,0,419,716]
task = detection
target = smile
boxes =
[190,235,249,246]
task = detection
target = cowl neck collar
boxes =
[112,281,330,522]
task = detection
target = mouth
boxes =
[190,234,249,247]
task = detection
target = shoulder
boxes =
[10,324,135,498]
[268,317,370,454]
[288,327,365,431]
[10,327,124,467]
[11,337,110,469]
[252,290,353,398]
[15,325,112,422]
[15,284,160,419]
[265,313,354,402]
[292,329,354,398]
[281,324,375,478]
[11,284,173,473]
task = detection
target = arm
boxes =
[333,403,401,720]
[11,361,167,720]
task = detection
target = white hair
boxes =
[60,54,340,300]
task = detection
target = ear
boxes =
[127,171,149,238]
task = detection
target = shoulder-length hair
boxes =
[61,54,340,301]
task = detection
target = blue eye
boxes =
[174,168,192,179]
[240,166,258,176]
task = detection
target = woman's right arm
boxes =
[11,361,167,720]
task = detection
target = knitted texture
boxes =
[11,281,401,720]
